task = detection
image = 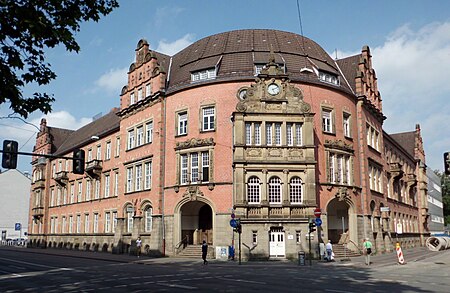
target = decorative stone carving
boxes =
[268,148,282,157]
[288,148,304,158]
[324,139,353,152]
[335,187,349,201]
[176,137,215,150]
[182,186,204,201]
[246,148,262,157]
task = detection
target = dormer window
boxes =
[255,63,286,76]
[191,68,216,82]
[319,71,339,85]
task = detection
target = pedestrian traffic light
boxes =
[236,223,242,234]
[72,149,85,174]
[309,221,316,233]
[2,140,19,169]
[444,152,450,175]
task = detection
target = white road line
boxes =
[217,277,266,284]
[0,257,57,269]
[157,282,197,290]
[325,289,354,293]
[0,268,74,280]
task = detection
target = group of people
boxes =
[324,238,373,265]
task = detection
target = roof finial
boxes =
[269,44,276,64]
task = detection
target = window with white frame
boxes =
[286,123,294,146]
[86,179,91,201]
[319,71,339,85]
[114,170,119,196]
[145,83,152,97]
[130,92,135,105]
[112,211,117,232]
[125,160,152,193]
[76,214,81,233]
[290,177,303,204]
[104,174,110,198]
[322,108,333,133]
[296,230,302,243]
[191,68,216,82]
[247,176,261,204]
[343,113,351,137]
[96,145,102,160]
[254,64,265,75]
[103,141,110,160]
[62,188,67,205]
[202,106,215,131]
[84,214,90,233]
[50,217,55,234]
[57,188,61,205]
[93,213,99,233]
[94,179,100,199]
[127,210,133,233]
[369,164,383,193]
[268,176,282,204]
[105,212,111,233]
[54,217,58,233]
[126,167,133,193]
[179,151,210,185]
[266,123,273,145]
[178,112,188,136]
[328,152,352,185]
[144,162,152,190]
[50,188,55,207]
[62,216,66,233]
[366,124,380,151]
[136,125,144,147]
[115,137,120,157]
[127,129,135,150]
[145,121,153,144]
[245,122,261,145]
[275,123,282,145]
[135,165,143,191]
[87,149,92,161]
[69,216,73,233]
[145,206,152,232]
[137,87,143,101]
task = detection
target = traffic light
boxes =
[444,152,450,175]
[72,149,85,175]
[236,223,242,234]
[2,140,18,169]
[309,221,316,233]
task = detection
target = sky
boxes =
[1,0,450,174]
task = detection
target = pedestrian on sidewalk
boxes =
[202,240,208,265]
[326,240,333,262]
[363,238,372,265]
[136,237,142,258]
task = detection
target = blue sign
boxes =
[15,223,21,231]
[315,218,322,227]
[230,219,237,228]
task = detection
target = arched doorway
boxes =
[326,198,350,244]
[180,201,213,245]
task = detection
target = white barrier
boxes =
[426,236,450,251]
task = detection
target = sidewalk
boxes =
[1,244,447,268]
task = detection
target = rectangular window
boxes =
[275,123,282,145]
[252,231,258,244]
[77,181,82,202]
[145,208,152,232]
[144,162,152,190]
[322,109,332,133]
[178,112,188,135]
[136,126,144,147]
[69,216,73,233]
[50,188,55,207]
[106,141,111,160]
[94,179,100,199]
[202,152,210,182]
[137,88,143,101]
[127,129,135,150]
[84,214,90,233]
[115,137,120,157]
[130,92,135,105]
[87,149,92,161]
[191,68,216,82]
[127,212,133,233]
[295,124,303,146]
[57,188,61,205]
[202,107,215,131]
[96,145,102,160]
[343,113,351,137]
[114,171,119,196]
[86,179,91,201]
[245,123,251,145]
[287,123,293,146]
[135,165,143,191]
[104,174,110,198]
[112,211,117,232]
[76,215,81,233]
[145,83,152,97]
[145,121,153,144]
[266,123,273,145]
[181,154,188,184]
[93,213,99,233]
[329,153,336,183]
[105,212,111,233]
[126,167,133,193]
[191,153,199,183]
[70,183,75,204]
[62,216,66,233]
[254,123,261,145]
[296,230,301,244]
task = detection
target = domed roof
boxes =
[167,29,350,93]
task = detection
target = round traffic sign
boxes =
[315,218,322,227]
[230,219,237,228]
[314,208,322,217]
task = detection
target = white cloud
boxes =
[29,111,92,131]
[154,6,184,28]
[156,34,195,56]
[372,22,450,171]
[94,67,128,93]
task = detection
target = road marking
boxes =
[0,268,74,280]
[217,277,266,284]
[157,282,197,289]
[0,257,57,269]
[325,290,354,293]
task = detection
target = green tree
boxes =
[0,0,119,118]
[436,170,450,226]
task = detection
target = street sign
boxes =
[15,223,21,231]
[314,208,322,218]
[315,218,322,227]
[380,207,390,212]
[230,219,237,228]
[231,213,235,219]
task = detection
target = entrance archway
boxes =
[326,198,350,244]
[180,201,213,245]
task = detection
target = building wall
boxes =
[427,169,445,234]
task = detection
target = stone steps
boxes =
[176,245,214,258]
[332,244,362,258]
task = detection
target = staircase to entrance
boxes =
[176,245,214,259]
[332,243,361,258]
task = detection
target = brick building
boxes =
[28,29,429,259]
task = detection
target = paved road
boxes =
[0,246,449,292]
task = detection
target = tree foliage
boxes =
[0,0,119,118]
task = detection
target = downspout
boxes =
[356,97,367,240]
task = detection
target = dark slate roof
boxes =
[166,29,353,94]
[390,131,416,158]
[47,127,74,154]
[336,54,361,93]
[54,109,120,156]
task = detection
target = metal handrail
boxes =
[175,235,189,254]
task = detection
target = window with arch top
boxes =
[247,176,261,204]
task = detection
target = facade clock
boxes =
[267,83,280,95]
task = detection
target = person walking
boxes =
[136,237,142,258]
[201,240,208,265]
[325,240,333,262]
[363,238,373,265]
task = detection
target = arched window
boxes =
[125,205,134,233]
[268,176,282,204]
[247,176,261,204]
[144,205,152,232]
[289,177,303,204]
